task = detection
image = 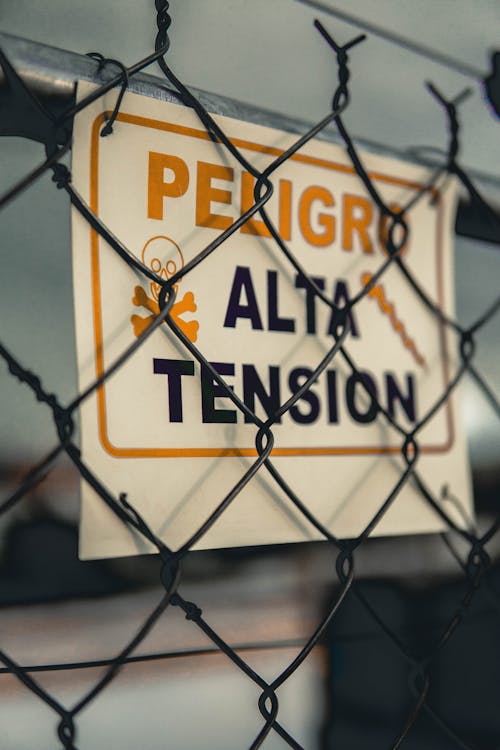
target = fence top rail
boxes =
[1,30,500,197]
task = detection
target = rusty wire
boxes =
[0,1,499,748]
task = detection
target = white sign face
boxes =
[72,82,472,560]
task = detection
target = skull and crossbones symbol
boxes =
[131,235,199,342]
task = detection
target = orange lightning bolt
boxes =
[361,273,426,368]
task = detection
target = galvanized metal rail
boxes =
[0,30,499,244]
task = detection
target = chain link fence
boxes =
[0,2,499,748]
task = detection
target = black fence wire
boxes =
[0,1,499,748]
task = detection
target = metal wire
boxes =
[0,2,499,748]
[293,0,485,80]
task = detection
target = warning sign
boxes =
[71,82,472,559]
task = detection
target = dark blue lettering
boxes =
[153,358,194,422]
[346,371,378,423]
[294,274,325,334]
[328,280,359,338]
[267,270,295,333]
[327,369,339,423]
[288,367,320,424]
[223,266,263,330]
[201,362,237,423]
[242,365,281,423]
[386,372,416,422]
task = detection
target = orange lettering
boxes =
[148,152,189,220]
[279,179,292,241]
[378,203,409,255]
[343,194,373,253]
[240,171,271,237]
[299,186,335,247]
[196,161,234,231]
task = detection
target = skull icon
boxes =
[131,235,199,342]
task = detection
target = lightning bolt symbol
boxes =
[361,273,426,368]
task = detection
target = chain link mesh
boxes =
[0,2,499,748]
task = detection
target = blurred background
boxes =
[0,1,499,748]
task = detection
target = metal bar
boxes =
[456,199,500,246]
[0,32,344,144]
[1,30,500,243]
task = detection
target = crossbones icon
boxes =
[131,235,199,342]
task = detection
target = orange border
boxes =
[89,110,454,458]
